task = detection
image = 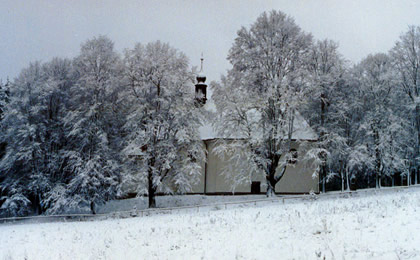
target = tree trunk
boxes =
[148,188,156,208]
[371,127,381,189]
[392,175,395,187]
[322,167,326,193]
[416,104,420,182]
[320,92,327,194]
[148,168,156,208]
[415,168,418,185]
[340,160,344,192]
[90,201,96,214]
[407,170,411,187]
[266,176,276,197]
[346,168,350,191]
[265,155,282,197]
[375,152,381,188]
[33,193,42,215]
[379,171,382,188]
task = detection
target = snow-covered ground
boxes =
[97,194,269,213]
[1,187,420,260]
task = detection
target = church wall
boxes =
[123,139,319,197]
[205,140,251,193]
[275,142,319,193]
[189,141,206,193]
[195,139,319,194]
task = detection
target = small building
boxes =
[191,58,319,195]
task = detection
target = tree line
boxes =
[212,10,418,196]
[1,10,419,216]
[0,38,203,215]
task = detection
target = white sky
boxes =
[1,0,420,82]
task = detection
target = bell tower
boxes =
[195,55,207,105]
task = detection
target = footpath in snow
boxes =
[1,186,420,259]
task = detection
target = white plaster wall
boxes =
[189,141,206,193]
[205,140,251,193]
[275,142,319,193]
[195,140,319,194]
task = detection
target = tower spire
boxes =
[196,53,206,83]
[195,54,207,106]
[200,52,204,72]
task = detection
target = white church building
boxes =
[189,60,319,195]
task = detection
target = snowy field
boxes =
[97,194,269,213]
[1,187,420,260]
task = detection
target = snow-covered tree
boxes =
[335,71,367,190]
[304,39,347,192]
[390,26,420,184]
[213,10,313,196]
[50,36,123,214]
[350,53,412,188]
[0,79,10,119]
[0,79,9,159]
[0,59,73,215]
[121,41,203,208]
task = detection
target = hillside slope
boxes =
[1,187,420,259]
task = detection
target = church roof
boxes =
[199,99,318,141]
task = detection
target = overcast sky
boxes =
[1,0,420,82]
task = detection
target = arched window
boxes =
[288,149,298,165]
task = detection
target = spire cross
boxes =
[200,53,204,72]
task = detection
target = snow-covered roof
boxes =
[199,99,318,141]
[290,113,318,141]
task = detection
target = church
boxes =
[189,59,319,195]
